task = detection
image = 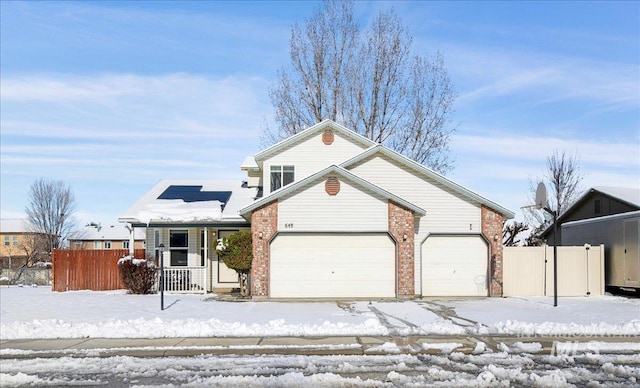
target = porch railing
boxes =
[160,267,206,294]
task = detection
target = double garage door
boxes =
[269,233,489,298]
[422,235,489,296]
[270,233,396,298]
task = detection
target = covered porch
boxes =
[127,224,250,294]
[118,180,258,294]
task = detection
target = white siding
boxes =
[187,228,198,266]
[348,154,482,293]
[278,178,388,232]
[263,132,368,195]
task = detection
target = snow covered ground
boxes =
[2,352,640,387]
[1,286,638,339]
[1,287,639,387]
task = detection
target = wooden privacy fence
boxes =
[52,249,145,292]
[503,245,604,297]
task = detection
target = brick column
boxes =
[481,205,504,296]
[250,201,278,298]
[388,201,415,297]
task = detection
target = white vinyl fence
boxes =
[503,245,604,297]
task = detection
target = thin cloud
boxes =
[453,134,639,168]
[444,45,639,111]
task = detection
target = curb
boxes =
[2,335,639,359]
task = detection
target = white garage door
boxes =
[422,235,488,296]
[270,233,395,298]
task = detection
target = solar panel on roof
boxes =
[158,185,232,205]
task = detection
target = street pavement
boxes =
[2,334,638,359]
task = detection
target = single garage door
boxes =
[270,233,395,298]
[422,235,488,296]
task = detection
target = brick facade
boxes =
[388,201,415,296]
[250,201,278,297]
[481,205,504,296]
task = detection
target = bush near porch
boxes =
[216,231,252,296]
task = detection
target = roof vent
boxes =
[322,129,334,145]
[325,176,340,196]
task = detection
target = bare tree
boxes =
[503,221,529,247]
[265,0,357,143]
[20,232,50,266]
[25,178,76,256]
[265,0,457,173]
[524,150,584,245]
[545,150,583,215]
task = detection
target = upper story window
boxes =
[93,241,101,249]
[3,236,10,246]
[270,165,294,192]
[12,236,18,246]
[104,241,112,249]
[123,240,130,249]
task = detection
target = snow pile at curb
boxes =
[0,317,388,340]
[487,319,640,336]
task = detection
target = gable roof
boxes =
[592,186,640,208]
[0,219,34,234]
[340,145,515,218]
[239,165,426,219]
[540,186,640,237]
[253,120,377,162]
[119,180,257,226]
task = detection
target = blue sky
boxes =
[1,0,638,227]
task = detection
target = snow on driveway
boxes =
[0,286,638,339]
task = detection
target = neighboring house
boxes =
[68,224,146,250]
[540,186,640,245]
[0,219,48,268]
[541,186,640,291]
[120,120,514,298]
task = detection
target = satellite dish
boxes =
[535,182,548,209]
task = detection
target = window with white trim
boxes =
[169,229,188,266]
[123,240,130,249]
[270,165,294,192]
[3,236,10,246]
[12,236,18,246]
[93,241,101,249]
[104,241,112,249]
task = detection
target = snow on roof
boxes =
[593,186,640,207]
[119,180,257,225]
[70,224,145,241]
[240,155,259,171]
[0,219,34,233]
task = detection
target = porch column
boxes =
[204,227,208,294]
[126,223,135,256]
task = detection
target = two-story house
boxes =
[0,219,48,268]
[68,224,146,250]
[119,120,514,297]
